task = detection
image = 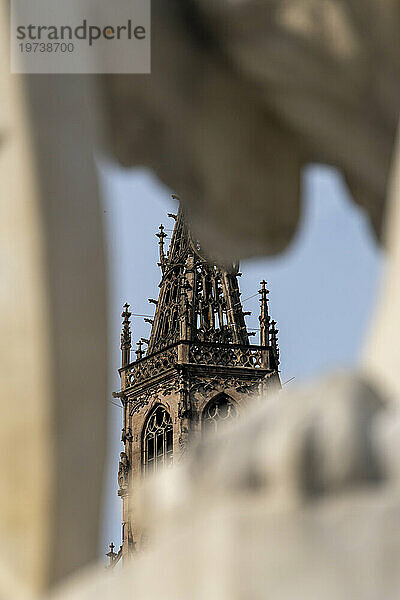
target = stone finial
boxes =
[120,303,132,367]
[270,319,280,365]
[156,224,167,272]
[258,280,270,347]
[106,542,117,567]
[136,339,144,360]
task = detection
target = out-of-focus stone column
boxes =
[0,2,107,597]
[363,128,400,400]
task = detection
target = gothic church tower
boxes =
[110,206,281,563]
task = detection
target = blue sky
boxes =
[98,162,384,554]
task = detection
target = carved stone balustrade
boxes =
[188,342,270,370]
[120,341,276,393]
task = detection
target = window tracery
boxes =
[142,405,173,473]
[202,394,237,434]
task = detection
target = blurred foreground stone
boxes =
[51,374,400,599]
[0,3,107,597]
[105,0,400,260]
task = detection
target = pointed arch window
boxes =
[202,394,237,434]
[142,405,173,474]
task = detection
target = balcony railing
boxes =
[188,342,269,369]
[121,340,272,389]
[124,343,179,388]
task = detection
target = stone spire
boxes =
[147,206,251,354]
[120,303,132,367]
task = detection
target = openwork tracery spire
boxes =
[147,207,251,354]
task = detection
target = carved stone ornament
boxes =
[117,452,130,491]
[189,376,260,399]
[129,377,179,416]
